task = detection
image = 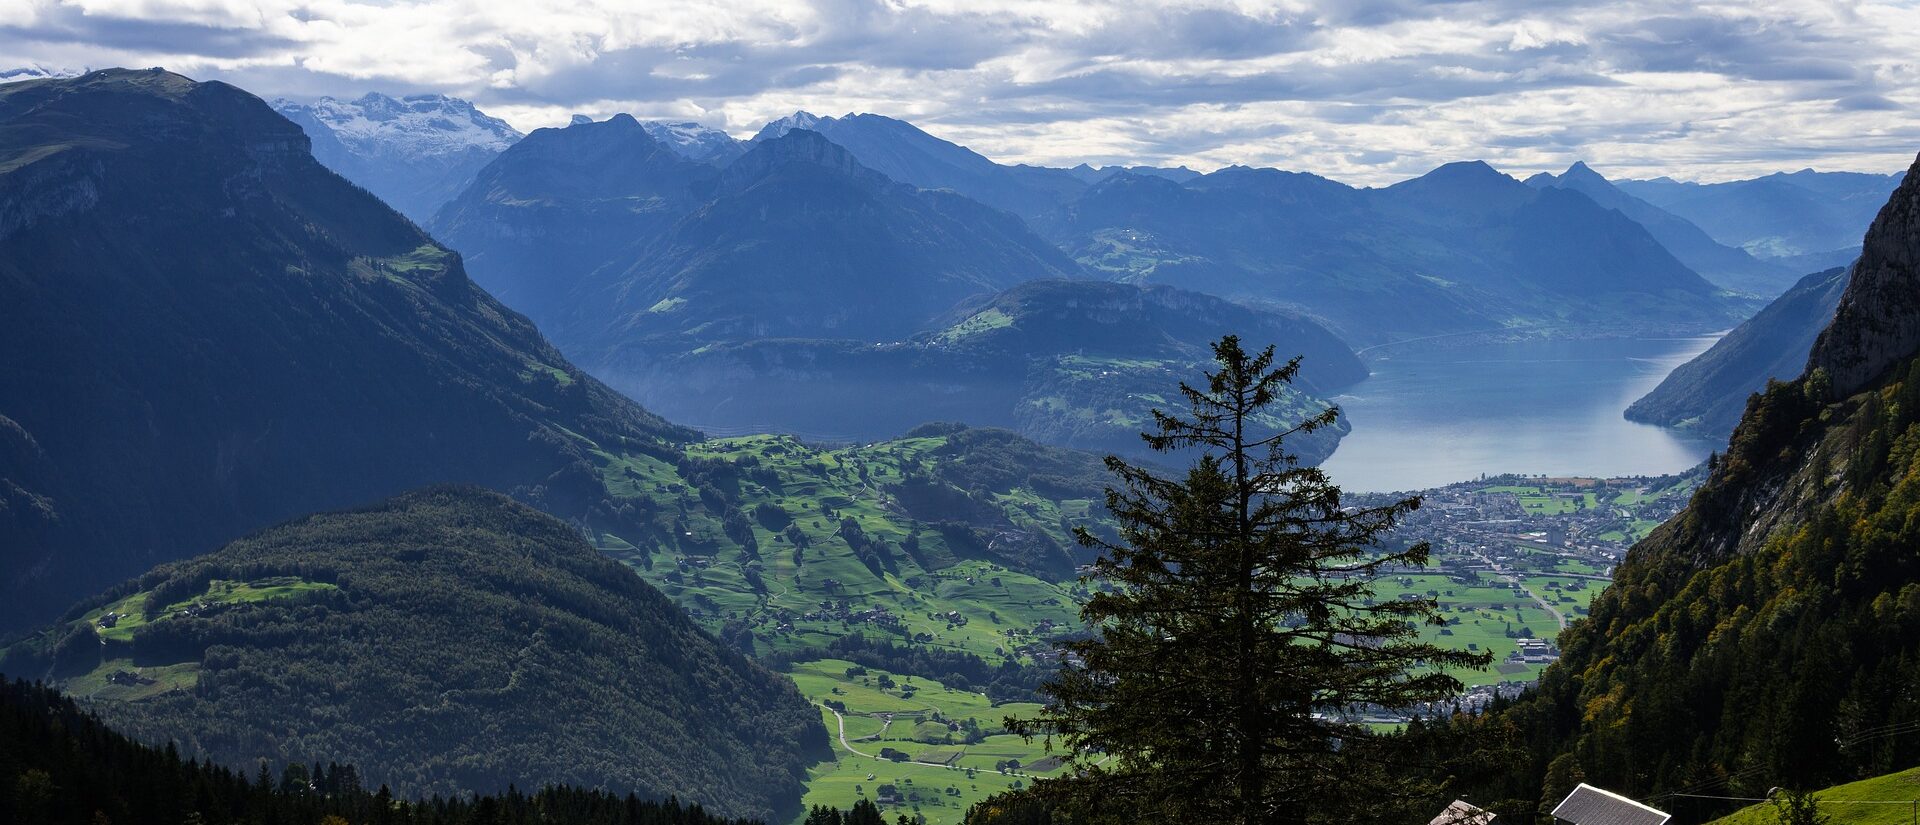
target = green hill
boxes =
[584,425,1108,662]
[1,486,824,822]
[1710,767,1920,825]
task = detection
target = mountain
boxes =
[566,129,1083,356]
[1617,169,1904,265]
[1625,266,1848,440]
[751,111,1087,217]
[1459,151,1920,821]
[1064,163,1202,184]
[430,113,714,319]
[272,92,521,223]
[638,119,746,164]
[603,279,1367,461]
[1525,162,1797,296]
[1042,161,1747,346]
[0,486,824,821]
[0,69,696,634]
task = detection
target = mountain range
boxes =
[1525,161,1797,296]
[1041,160,1747,345]
[433,118,1363,458]
[1618,169,1904,272]
[273,92,523,225]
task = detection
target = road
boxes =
[823,703,1035,778]
[1468,549,1569,630]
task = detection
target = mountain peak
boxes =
[1807,151,1920,395]
[751,110,831,142]
[720,128,875,190]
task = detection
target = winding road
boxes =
[823,703,1036,778]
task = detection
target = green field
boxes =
[1711,767,1920,825]
[1369,574,1557,686]
[592,432,1093,663]
[787,659,1062,824]
[55,576,338,701]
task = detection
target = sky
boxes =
[2,0,1917,185]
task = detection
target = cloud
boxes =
[0,0,1915,184]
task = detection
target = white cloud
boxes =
[1,0,1916,183]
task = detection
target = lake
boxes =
[1318,335,1726,493]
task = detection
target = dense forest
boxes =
[1,487,826,822]
[0,677,765,825]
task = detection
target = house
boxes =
[1429,799,1497,825]
[1550,783,1671,825]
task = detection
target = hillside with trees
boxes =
[1451,152,1920,822]
[1,487,826,823]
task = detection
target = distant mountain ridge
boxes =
[1042,159,1747,345]
[751,110,1088,217]
[1526,161,1797,296]
[1617,169,1904,267]
[1626,266,1848,440]
[273,92,522,223]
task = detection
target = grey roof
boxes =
[1429,799,1497,825]
[1551,784,1671,825]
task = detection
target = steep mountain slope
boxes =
[0,69,694,634]
[430,113,714,320]
[603,279,1366,462]
[565,129,1082,356]
[753,111,1086,217]
[273,92,521,223]
[1626,266,1848,441]
[1617,169,1904,265]
[1462,151,1920,822]
[1043,162,1746,346]
[1526,162,1795,296]
[0,487,824,821]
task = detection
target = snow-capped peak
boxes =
[0,65,82,84]
[272,93,522,160]
[751,111,833,143]
[637,120,744,163]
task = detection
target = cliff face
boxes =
[1809,153,1920,395]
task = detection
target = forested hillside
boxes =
[1455,152,1920,822]
[0,678,764,825]
[1,487,825,822]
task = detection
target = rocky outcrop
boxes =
[1807,152,1920,395]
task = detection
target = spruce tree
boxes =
[1007,336,1490,824]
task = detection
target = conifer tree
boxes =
[1007,336,1490,824]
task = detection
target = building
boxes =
[1429,799,1497,825]
[1550,783,1671,825]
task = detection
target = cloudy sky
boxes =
[3,0,1917,185]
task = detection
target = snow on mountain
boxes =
[270,92,523,223]
[0,65,83,83]
[638,120,744,164]
[751,111,832,142]
[274,93,521,161]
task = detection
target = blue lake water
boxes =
[1318,335,1726,493]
